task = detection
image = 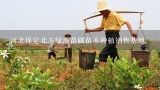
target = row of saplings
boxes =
[63,58,160,90]
[0,40,160,90]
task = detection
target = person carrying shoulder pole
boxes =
[64,34,72,62]
[85,0,137,67]
[48,43,57,60]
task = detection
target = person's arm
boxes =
[125,21,137,38]
[85,27,104,33]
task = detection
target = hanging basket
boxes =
[130,12,151,67]
[79,50,96,69]
[79,21,97,70]
[131,50,150,67]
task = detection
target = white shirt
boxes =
[48,44,54,53]
[64,38,72,48]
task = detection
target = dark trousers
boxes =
[99,31,120,63]
[64,48,72,62]
[48,52,56,59]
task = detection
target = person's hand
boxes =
[85,28,89,33]
[83,19,87,21]
[131,32,138,38]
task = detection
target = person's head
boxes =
[97,0,110,17]
[99,10,110,17]
[64,34,71,38]
[52,43,57,47]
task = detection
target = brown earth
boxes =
[0,70,5,90]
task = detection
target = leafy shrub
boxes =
[0,40,17,73]
[158,50,160,58]
[144,70,160,88]
[94,61,117,90]
[1,40,59,90]
[94,58,151,90]
[7,67,58,90]
[113,58,151,90]
[9,56,30,75]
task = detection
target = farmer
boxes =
[48,43,57,60]
[64,34,72,62]
[85,0,137,66]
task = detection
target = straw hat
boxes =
[97,0,109,12]
[64,33,71,38]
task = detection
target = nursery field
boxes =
[0,41,160,90]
